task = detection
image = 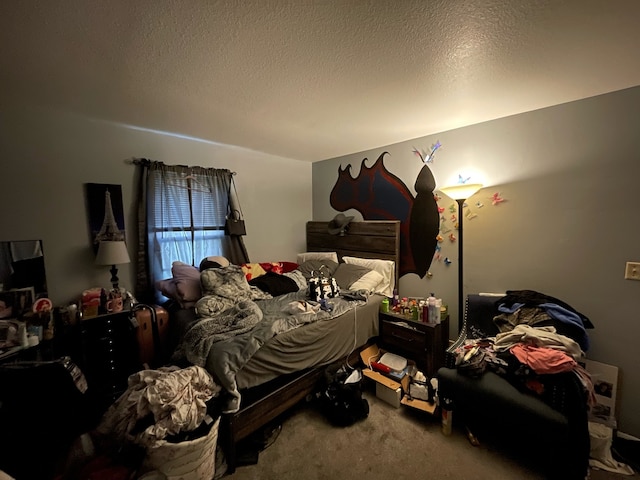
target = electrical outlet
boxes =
[624,262,640,280]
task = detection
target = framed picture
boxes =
[583,359,618,427]
[0,319,25,351]
[85,183,126,253]
[0,287,35,320]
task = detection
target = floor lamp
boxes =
[439,183,483,334]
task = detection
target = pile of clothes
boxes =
[96,365,220,446]
[71,365,223,480]
[453,290,596,407]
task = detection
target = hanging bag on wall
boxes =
[225,210,246,236]
[225,176,247,236]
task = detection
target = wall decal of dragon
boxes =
[329,152,440,278]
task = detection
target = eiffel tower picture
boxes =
[95,189,124,243]
[86,183,126,250]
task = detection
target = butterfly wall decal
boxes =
[458,175,471,184]
[413,141,442,164]
[490,193,505,205]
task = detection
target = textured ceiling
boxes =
[2,0,640,162]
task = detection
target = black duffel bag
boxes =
[317,363,369,427]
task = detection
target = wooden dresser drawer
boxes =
[378,312,450,378]
[380,321,426,357]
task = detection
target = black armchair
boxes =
[437,293,590,479]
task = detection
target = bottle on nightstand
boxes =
[380,297,389,313]
[427,294,437,324]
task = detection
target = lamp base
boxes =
[109,264,120,291]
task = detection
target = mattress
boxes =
[236,293,383,389]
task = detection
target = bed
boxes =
[164,220,400,473]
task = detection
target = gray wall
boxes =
[2,87,638,437]
[0,104,312,305]
[313,86,640,438]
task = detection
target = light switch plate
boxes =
[624,262,640,280]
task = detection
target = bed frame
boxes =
[220,220,400,473]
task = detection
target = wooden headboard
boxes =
[306,220,401,287]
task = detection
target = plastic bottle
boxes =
[411,302,419,321]
[441,398,454,435]
[392,289,399,308]
[380,297,389,313]
[435,298,442,324]
[427,293,437,324]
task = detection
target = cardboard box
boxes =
[375,383,402,408]
[400,396,437,414]
[357,344,406,407]
[360,343,437,413]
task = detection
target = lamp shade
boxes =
[95,240,130,266]
[439,183,483,200]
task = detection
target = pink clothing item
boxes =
[510,344,577,374]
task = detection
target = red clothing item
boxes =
[510,344,577,374]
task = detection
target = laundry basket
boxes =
[141,416,220,480]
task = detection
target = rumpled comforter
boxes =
[174,265,368,413]
[212,291,364,413]
[172,265,367,413]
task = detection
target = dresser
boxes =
[378,311,449,378]
[79,309,141,410]
[0,348,93,479]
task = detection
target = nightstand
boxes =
[378,311,449,378]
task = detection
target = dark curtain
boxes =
[133,159,249,303]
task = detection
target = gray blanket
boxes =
[219,291,364,412]
[176,298,264,368]
[172,265,367,413]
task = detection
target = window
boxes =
[147,165,231,284]
[134,159,248,304]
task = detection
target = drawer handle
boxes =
[391,332,414,343]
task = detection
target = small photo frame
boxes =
[0,287,35,320]
[583,359,618,427]
[0,319,25,350]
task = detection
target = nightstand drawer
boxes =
[380,321,426,356]
[378,312,449,378]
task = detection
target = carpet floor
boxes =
[223,382,638,480]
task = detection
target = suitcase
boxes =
[132,304,170,368]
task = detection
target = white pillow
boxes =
[349,270,385,293]
[342,256,395,297]
[296,251,339,264]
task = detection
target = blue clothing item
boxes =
[497,302,524,314]
[539,302,589,351]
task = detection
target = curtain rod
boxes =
[127,157,236,174]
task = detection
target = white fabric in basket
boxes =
[142,416,220,480]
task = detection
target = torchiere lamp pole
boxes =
[439,183,483,334]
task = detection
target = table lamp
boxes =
[95,240,131,291]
